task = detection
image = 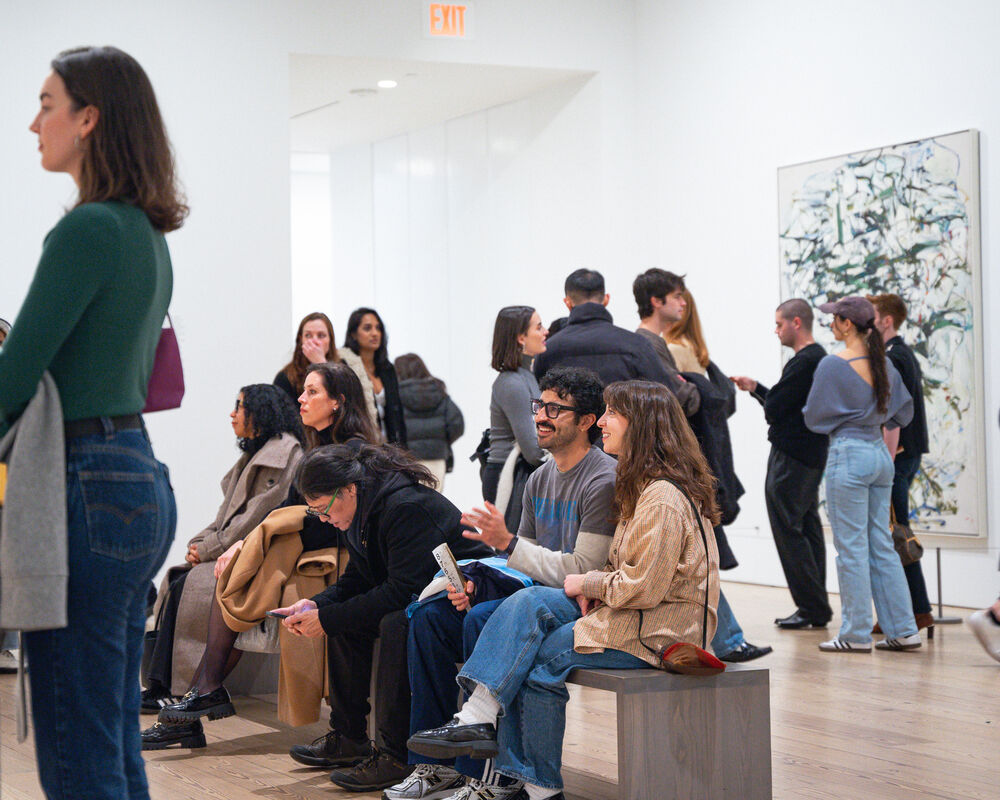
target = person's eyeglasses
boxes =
[530,399,577,419]
[305,489,340,517]
[234,398,244,412]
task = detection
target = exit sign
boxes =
[424,2,474,39]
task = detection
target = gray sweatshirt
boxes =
[0,372,67,632]
[803,355,913,441]
[489,366,544,465]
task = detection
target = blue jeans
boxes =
[407,596,503,771]
[824,436,916,642]
[24,424,176,800]
[457,587,646,789]
[710,589,744,657]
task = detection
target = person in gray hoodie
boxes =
[394,353,464,491]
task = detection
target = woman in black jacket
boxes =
[277,444,491,792]
[344,307,407,446]
[395,353,464,490]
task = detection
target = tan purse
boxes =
[890,505,923,566]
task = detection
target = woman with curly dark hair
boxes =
[409,382,720,798]
[344,307,407,445]
[140,384,304,711]
[142,365,381,749]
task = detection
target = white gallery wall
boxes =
[629,0,1000,605]
[2,0,998,605]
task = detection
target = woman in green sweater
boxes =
[0,47,187,799]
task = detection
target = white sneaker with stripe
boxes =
[818,637,872,653]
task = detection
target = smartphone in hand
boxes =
[266,610,288,619]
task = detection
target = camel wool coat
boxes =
[168,433,302,694]
[216,505,345,726]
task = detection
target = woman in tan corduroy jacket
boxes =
[407,381,721,796]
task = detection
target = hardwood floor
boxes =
[2,581,998,799]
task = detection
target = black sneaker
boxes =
[289,729,373,768]
[157,686,235,723]
[330,747,414,792]
[406,719,498,760]
[141,720,207,750]
[141,686,182,715]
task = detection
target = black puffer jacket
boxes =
[398,378,464,467]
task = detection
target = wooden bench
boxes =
[562,663,771,800]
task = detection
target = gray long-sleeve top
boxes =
[489,366,544,465]
[803,355,913,441]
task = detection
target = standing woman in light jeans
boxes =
[804,296,917,653]
[0,47,185,798]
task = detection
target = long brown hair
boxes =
[52,46,188,232]
[281,312,339,396]
[838,315,890,414]
[604,381,719,525]
[302,362,377,450]
[665,289,710,369]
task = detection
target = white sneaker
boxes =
[818,638,871,653]
[442,778,525,800]
[382,764,466,800]
[0,649,19,673]
[969,609,1000,663]
[875,633,922,651]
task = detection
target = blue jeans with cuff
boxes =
[457,586,646,790]
[824,436,916,643]
[24,424,175,800]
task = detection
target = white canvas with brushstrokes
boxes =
[778,130,984,537]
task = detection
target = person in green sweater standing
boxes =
[0,47,187,799]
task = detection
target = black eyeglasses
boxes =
[305,489,340,517]
[530,399,577,419]
[234,398,244,412]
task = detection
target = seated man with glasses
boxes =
[387,366,617,800]
[274,443,493,793]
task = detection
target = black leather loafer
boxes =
[719,642,773,663]
[407,719,498,760]
[157,686,235,723]
[775,611,828,629]
[289,730,372,768]
[141,720,206,750]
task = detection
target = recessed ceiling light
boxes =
[377,79,398,89]
[349,88,377,97]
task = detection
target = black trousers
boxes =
[145,570,187,690]
[327,609,410,762]
[765,447,832,623]
[891,454,932,615]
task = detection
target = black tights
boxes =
[188,595,243,693]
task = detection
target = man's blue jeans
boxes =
[407,596,503,772]
[825,436,916,642]
[710,590,744,657]
[24,426,175,800]
[457,587,646,790]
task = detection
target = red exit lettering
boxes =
[429,3,467,37]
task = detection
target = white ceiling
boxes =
[290,54,590,154]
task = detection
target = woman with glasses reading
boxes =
[274,444,492,792]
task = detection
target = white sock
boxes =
[454,683,500,726]
[523,782,560,800]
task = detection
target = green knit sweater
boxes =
[0,201,173,437]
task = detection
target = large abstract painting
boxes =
[778,130,984,537]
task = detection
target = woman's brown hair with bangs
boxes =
[604,381,719,525]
